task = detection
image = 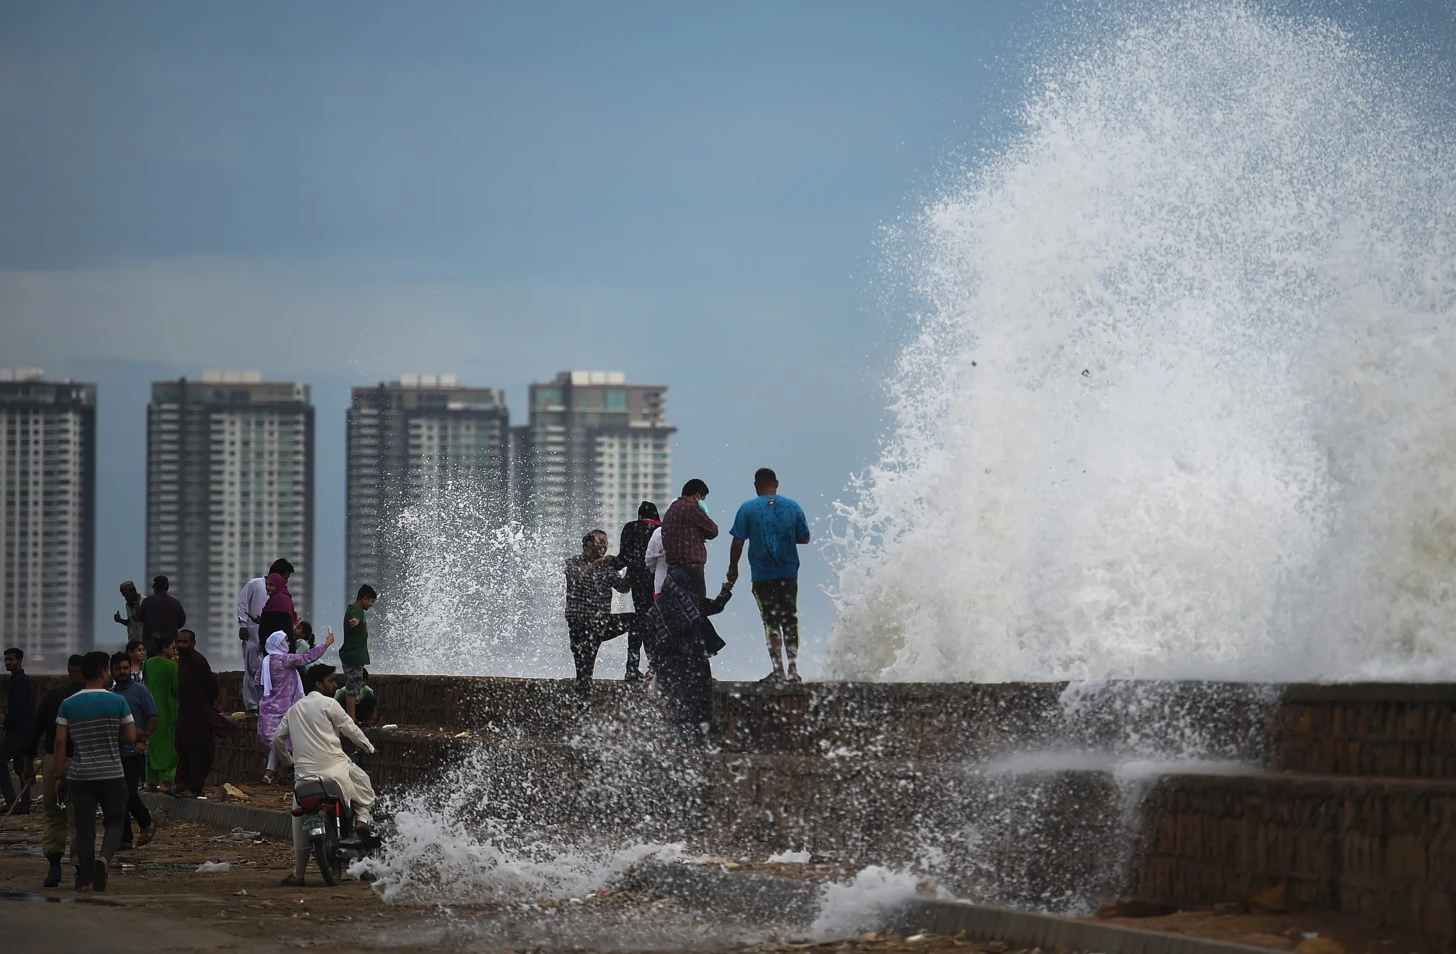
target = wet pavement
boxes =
[0,796,1442,954]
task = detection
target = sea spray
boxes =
[356,730,694,904]
[374,478,574,676]
[828,0,1456,683]
[809,866,932,939]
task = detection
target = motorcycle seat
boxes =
[294,776,347,806]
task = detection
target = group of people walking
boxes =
[0,636,206,891]
[564,467,810,736]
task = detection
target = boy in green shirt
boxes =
[340,585,377,721]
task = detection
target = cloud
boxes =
[1,255,677,381]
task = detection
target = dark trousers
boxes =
[626,571,656,675]
[753,577,800,653]
[120,754,151,841]
[69,776,127,887]
[669,566,707,601]
[0,736,32,808]
[656,643,715,741]
[566,614,634,715]
[175,728,215,795]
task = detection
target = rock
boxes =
[1236,933,1295,951]
[1248,882,1290,914]
[1296,940,1345,954]
[1093,897,1179,919]
[222,783,250,802]
[1213,901,1247,916]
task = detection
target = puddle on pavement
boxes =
[0,888,121,906]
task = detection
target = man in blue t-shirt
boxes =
[109,651,157,849]
[728,468,811,683]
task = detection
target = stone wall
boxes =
[1134,772,1456,937]
[1272,684,1456,778]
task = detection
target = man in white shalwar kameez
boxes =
[273,665,377,886]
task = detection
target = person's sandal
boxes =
[280,873,306,887]
[135,825,156,847]
[261,770,278,786]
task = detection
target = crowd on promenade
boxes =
[0,465,808,891]
[0,564,379,893]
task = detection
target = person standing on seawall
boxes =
[138,576,186,658]
[113,581,144,648]
[662,478,718,602]
[257,564,299,656]
[340,585,377,722]
[237,559,292,713]
[563,533,634,718]
[617,501,661,682]
[728,468,811,683]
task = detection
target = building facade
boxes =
[146,372,313,660]
[0,369,96,665]
[520,371,675,536]
[346,375,510,597]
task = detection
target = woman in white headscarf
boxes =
[257,628,333,784]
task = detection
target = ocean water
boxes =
[827,0,1456,684]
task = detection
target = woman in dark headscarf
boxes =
[256,572,298,654]
[646,574,732,742]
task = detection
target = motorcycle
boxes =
[291,775,381,886]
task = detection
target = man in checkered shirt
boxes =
[563,529,633,718]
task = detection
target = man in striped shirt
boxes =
[54,651,136,893]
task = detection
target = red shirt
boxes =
[661,496,719,567]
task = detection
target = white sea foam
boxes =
[810,866,930,939]
[767,849,812,864]
[828,1,1456,683]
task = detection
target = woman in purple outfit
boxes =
[256,573,298,656]
[258,628,332,785]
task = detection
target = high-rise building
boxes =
[346,375,510,596]
[0,369,96,665]
[146,371,313,660]
[520,371,674,535]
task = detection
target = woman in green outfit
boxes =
[143,637,180,792]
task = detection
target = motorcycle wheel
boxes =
[313,814,343,887]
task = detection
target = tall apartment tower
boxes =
[146,372,314,660]
[346,375,510,597]
[520,371,675,536]
[0,369,96,665]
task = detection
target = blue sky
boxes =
[3,0,1452,678]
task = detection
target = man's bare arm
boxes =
[727,538,746,584]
